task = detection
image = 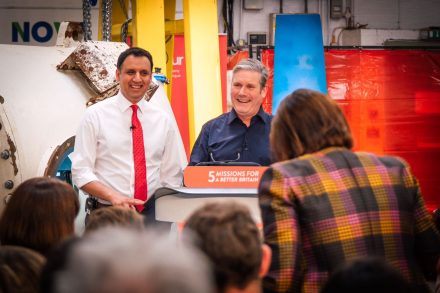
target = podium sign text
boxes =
[184,166,268,188]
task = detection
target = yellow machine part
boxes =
[99,0,223,149]
[182,0,222,146]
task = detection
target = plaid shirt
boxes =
[258,147,440,292]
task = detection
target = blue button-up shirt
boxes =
[189,107,272,166]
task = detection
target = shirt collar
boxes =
[116,91,148,113]
[227,107,271,125]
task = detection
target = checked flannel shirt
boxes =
[258,147,440,293]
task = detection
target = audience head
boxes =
[184,201,271,293]
[321,257,413,293]
[84,206,144,233]
[0,177,79,256]
[0,245,45,293]
[40,236,81,293]
[56,227,213,293]
[271,88,353,162]
[231,58,269,125]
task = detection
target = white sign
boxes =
[0,1,99,46]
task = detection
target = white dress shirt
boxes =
[71,92,184,203]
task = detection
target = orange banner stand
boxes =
[183,166,268,188]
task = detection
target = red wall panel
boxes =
[257,48,440,210]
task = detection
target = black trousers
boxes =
[142,197,171,231]
[85,197,170,231]
[142,197,156,224]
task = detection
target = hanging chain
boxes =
[82,0,92,41]
[118,0,128,19]
[102,0,113,41]
[121,19,132,44]
[118,0,131,44]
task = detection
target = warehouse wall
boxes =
[216,0,440,46]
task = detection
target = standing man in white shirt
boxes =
[71,47,184,223]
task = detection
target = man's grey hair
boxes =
[232,58,269,89]
[56,227,214,293]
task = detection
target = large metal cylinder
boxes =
[0,44,92,214]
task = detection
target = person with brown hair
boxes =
[84,206,144,233]
[184,201,272,293]
[0,245,46,293]
[0,177,79,256]
[258,89,440,292]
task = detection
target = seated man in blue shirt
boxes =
[189,58,272,166]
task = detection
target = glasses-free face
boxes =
[116,55,152,104]
[231,70,267,125]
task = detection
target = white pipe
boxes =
[239,0,243,42]
[325,0,331,46]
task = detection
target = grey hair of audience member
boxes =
[55,227,214,293]
[232,58,269,89]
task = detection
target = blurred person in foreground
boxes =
[258,88,440,292]
[0,245,45,293]
[56,227,213,293]
[0,177,79,256]
[184,201,272,293]
[40,236,80,293]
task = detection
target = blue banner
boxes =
[272,14,327,113]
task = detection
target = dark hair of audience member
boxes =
[39,236,81,293]
[0,245,46,293]
[436,259,440,293]
[84,206,144,234]
[321,257,414,293]
[184,202,262,292]
[270,88,353,162]
[0,177,80,256]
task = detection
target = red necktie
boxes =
[131,104,147,212]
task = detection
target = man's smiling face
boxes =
[231,70,267,125]
[116,55,152,104]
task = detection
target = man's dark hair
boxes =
[117,47,153,71]
[184,202,262,292]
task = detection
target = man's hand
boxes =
[109,193,145,209]
[81,181,145,210]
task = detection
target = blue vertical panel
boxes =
[272,14,327,113]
